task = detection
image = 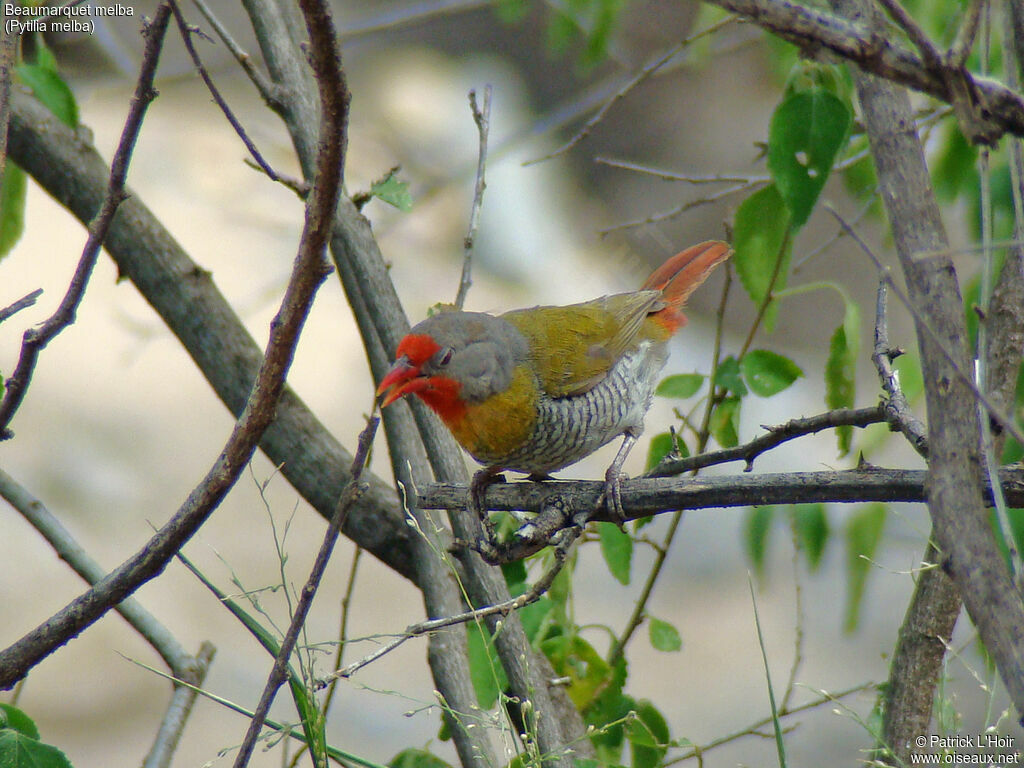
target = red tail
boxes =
[643,241,732,334]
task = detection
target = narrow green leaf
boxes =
[768,89,852,228]
[790,503,829,571]
[466,620,505,709]
[655,373,705,399]
[825,330,854,455]
[709,395,741,448]
[741,349,804,397]
[628,700,670,768]
[647,616,682,652]
[744,506,774,580]
[599,521,633,586]
[370,174,413,211]
[0,163,27,259]
[733,184,791,331]
[748,578,788,768]
[844,503,887,633]
[15,64,78,127]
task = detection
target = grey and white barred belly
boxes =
[491,342,667,475]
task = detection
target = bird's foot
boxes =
[599,468,628,528]
[469,467,505,552]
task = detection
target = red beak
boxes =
[376,356,428,407]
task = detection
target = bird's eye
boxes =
[438,347,454,366]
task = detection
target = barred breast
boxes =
[495,340,668,475]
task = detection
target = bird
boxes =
[377,240,732,531]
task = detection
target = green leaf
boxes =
[741,349,804,397]
[933,123,978,202]
[627,700,670,768]
[0,163,27,259]
[389,748,454,768]
[495,0,529,23]
[15,65,78,127]
[655,373,705,399]
[767,89,852,228]
[0,704,39,739]
[599,521,633,586]
[501,559,527,591]
[713,356,747,397]
[466,620,505,709]
[819,323,860,456]
[709,395,741,448]
[645,431,679,471]
[790,503,829,571]
[369,173,413,211]
[647,616,682,652]
[844,503,887,632]
[0,730,73,768]
[744,506,774,581]
[733,184,791,331]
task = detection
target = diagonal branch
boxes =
[0,0,344,687]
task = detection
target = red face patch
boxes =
[396,333,442,365]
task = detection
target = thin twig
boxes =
[233,415,379,768]
[453,85,491,310]
[324,526,577,681]
[188,0,279,107]
[527,14,738,164]
[649,406,885,478]
[595,158,762,184]
[168,0,285,184]
[599,180,766,234]
[947,0,985,69]
[243,157,310,196]
[874,0,944,70]
[664,682,877,765]
[0,289,43,324]
[0,4,172,440]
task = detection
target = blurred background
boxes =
[0,1,1013,766]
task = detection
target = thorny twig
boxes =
[871,280,929,458]
[826,204,1024,447]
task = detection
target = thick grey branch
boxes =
[705,0,1024,142]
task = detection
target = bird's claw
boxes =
[469,467,505,551]
[600,469,628,528]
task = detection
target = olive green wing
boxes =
[502,290,663,398]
